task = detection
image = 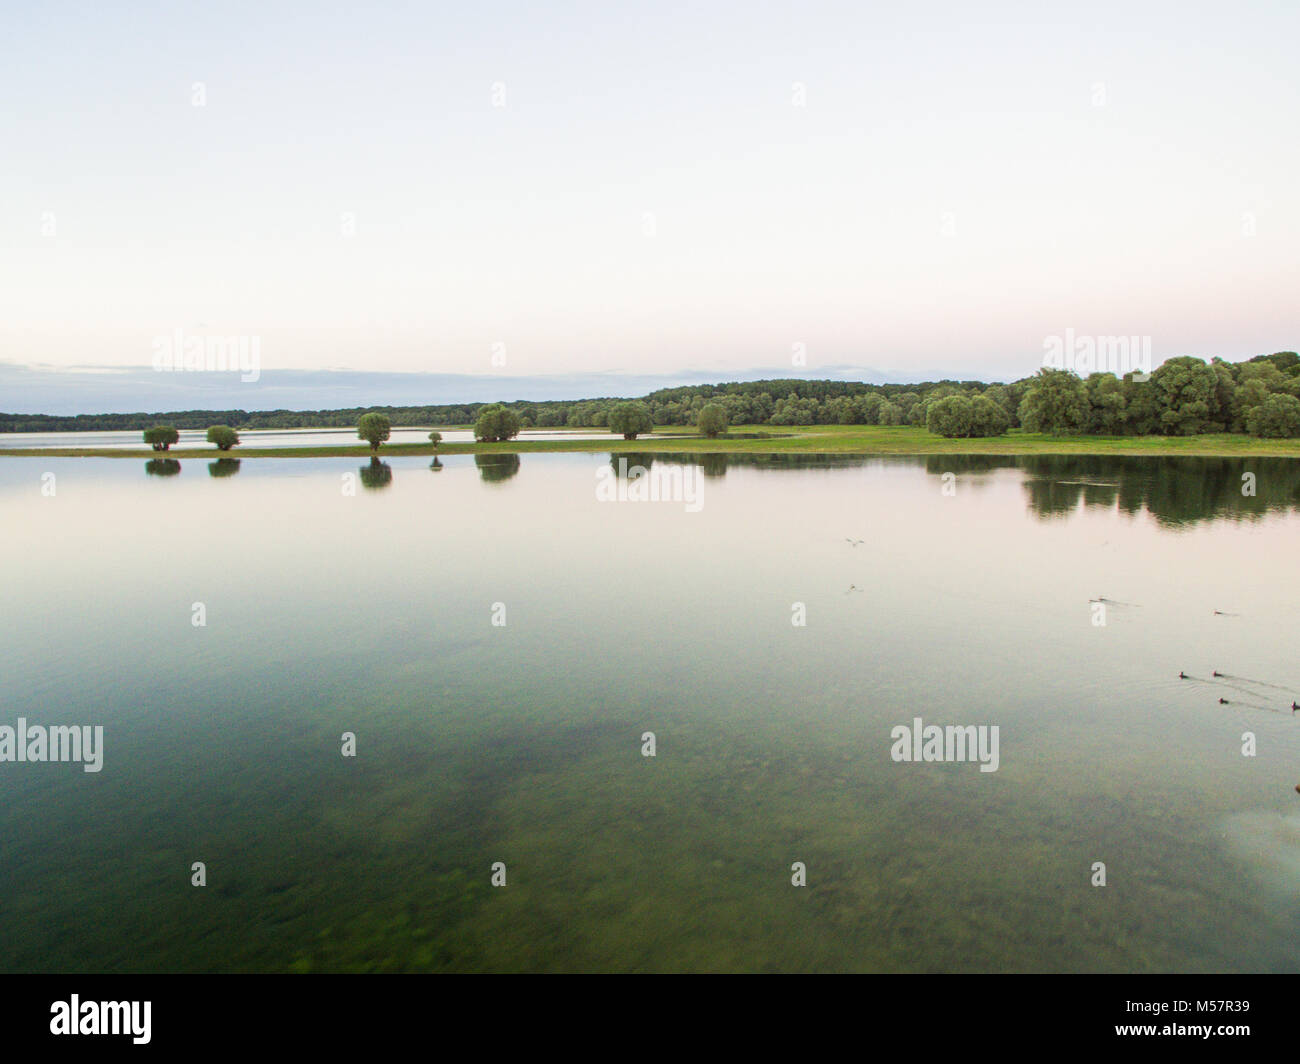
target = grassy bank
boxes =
[4,425,1300,458]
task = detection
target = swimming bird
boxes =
[1213,670,1223,677]
[1179,672,1188,679]
[845,584,863,594]
[1293,702,1299,713]
[1219,698,1230,704]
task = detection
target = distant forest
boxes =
[3,351,1298,438]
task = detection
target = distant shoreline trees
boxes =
[1007,354,1300,438]
[9,351,1297,441]
[925,395,1010,438]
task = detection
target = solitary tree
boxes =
[358,412,391,452]
[474,405,521,442]
[143,426,179,451]
[608,401,653,440]
[428,431,443,450]
[206,425,240,451]
[697,403,728,438]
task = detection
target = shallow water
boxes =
[0,427,633,450]
[1,452,1297,972]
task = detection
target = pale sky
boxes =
[2,0,1297,387]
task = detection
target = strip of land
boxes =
[4,425,1300,458]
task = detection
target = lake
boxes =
[1,452,1298,972]
[0,427,632,450]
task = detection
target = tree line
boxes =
[905,352,1300,438]
[4,351,1297,439]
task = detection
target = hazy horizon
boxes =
[4,347,1292,418]
[3,0,1297,398]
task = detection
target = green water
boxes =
[1,453,1298,972]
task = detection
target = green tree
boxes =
[1238,361,1288,390]
[1084,373,1126,434]
[1209,359,1237,431]
[357,412,391,452]
[1232,377,1272,431]
[1245,393,1300,438]
[1151,356,1221,435]
[926,395,975,437]
[143,426,179,451]
[877,399,903,426]
[1018,369,1089,435]
[1120,372,1161,434]
[924,395,1009,438]
[856,393,883,424]
[474,404,521,442]
[206,425,240,451]
[608,401,654,440]
[1262,351,1300,376]
[982,385,1017,426]
[697,403,728,438]
[969,395,1010,437]
[427,431,443,449]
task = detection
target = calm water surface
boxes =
[0,427,630,450]
[1,452,1298,972]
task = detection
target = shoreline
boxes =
[4,426,1300,459]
